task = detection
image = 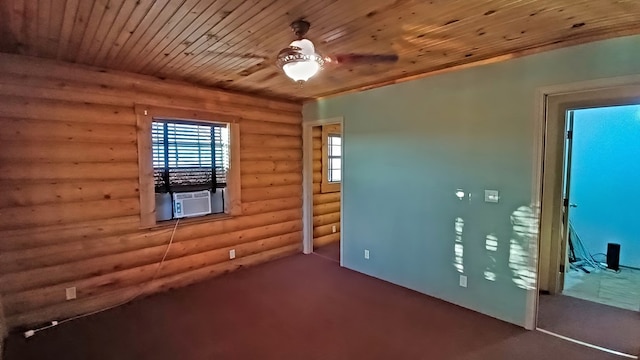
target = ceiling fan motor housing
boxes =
[290,19,311,39]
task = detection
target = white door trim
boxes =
[302,117,344,258]
[528,74,640,330]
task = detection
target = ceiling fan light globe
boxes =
[289,39,316,55]
[283,60,320,82]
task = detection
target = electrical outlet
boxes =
[484,190,499,203]
[332,225,337,233]
[459,275,468,288]
[65,287,77,300]
[364,249,370,259]
[229,249,236,259]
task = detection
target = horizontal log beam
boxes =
[314,233,340,248]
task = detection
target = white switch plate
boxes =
[332,225,337,233]
[364,249,370,259]
[484,190,499,203]
[459,275,468,288]
[229,249,236,259]
[65,287,77,300]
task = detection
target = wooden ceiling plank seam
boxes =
[63,0,96,62]
[177,0,311,79]
[104,0,173,68]
[98,0,157,68]
[46,0,66,56]
[5,0,26,54]
[22,0,38,56]
[56,0,80,59]
[210,0,401,78]
[82,0,131,65]
[121,0,204,72]
[87,0,140,65]
[76,0,126,64]
[35,0,51,57]
[137,0,254,74]
[110,0,189,68]
[89,0,144,65]
[162,0,286,75]
[189,0,346,77]
[150,0,256,75]
[134,0,237,74]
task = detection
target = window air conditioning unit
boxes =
[173,190,212,218]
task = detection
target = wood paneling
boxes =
[1,0,639,101]
[0,53,302,330]
[312,125,340,249]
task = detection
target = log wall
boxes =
[312,125,341,248]
[0,53,303,330]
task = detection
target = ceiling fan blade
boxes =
[327,53,399,65]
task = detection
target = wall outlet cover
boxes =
[65,287,77,300]
[332,225,337,233]
[364,249,370,259]
[459,275,468,288]
[229,249,236,259]
[484,190,499,203]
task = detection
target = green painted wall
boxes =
[303,35,640,326]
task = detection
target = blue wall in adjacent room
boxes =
[570,105,640,269]
[304,35,640,326]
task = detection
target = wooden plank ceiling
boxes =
[1,0,639,101]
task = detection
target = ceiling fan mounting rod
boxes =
[290,19,310,39]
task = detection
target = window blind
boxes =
[152,120,228,193]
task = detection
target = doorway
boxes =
[303,118,343,264]
[561,105,640,311]
[536,86,640,358]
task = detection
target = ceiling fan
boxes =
[276,19,399,83]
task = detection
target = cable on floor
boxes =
[24,219,181,338]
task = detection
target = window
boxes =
[136,106,241,228]
[321,124,341,193]
[327,134,341,182]
[152,121,229,193]
[152,120,229,220]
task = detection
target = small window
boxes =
[321,124,341,193]
[152,120,229,220]
[327,134,341,182]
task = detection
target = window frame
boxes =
[321,124,341,193]
[135,104,242,228]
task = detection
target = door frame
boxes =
[531,75,640,330]
[302,117,344,263]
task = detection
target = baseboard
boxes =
[620,265,640,271]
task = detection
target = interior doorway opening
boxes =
[310,123,342,263]
[561,105,640,311]
[302,117,344,264]
[536,86,640,358]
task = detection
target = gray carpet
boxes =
[4,253,625,359]
[538,293,640,356]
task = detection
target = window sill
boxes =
[144,213,233,230]
[321,182,341,193]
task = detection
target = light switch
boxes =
[484,190,499,203]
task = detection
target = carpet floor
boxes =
[313,241,340,262]
[4,253,626,360]
[537,293,640,356]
